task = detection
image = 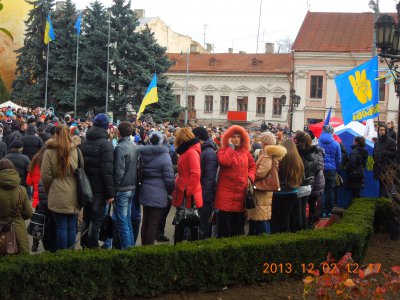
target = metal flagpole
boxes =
[44,42,50,110]
[105,10,111,114]
[74,34,79,118]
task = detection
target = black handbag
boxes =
[27,212,46,240]
[99,204,113,242]
[74,148,93,207]
[245,181,256,210]
[172,187,201,227]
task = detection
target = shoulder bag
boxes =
[27,212,46,240]
[0,187,22,255]
[172,187,201,226]
[245,181,256,210]
[99,204,113,242]
[74,148,93,207]
[254,157,280,192]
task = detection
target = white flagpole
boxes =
[74,34,79,118]
[44,42,50,110]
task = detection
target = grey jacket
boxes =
[113,136,138,192]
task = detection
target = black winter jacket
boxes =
[21,130,44,160]
[346,145,368,190]
[297,146,318,187]
[80,126,114,199]
[373,125,397,179]
[4,151,30,187]
[0,140,6,159]
[311,146,325,193]
[200,138,218,203]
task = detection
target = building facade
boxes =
[166,53,293,125]
[292,12,398,130]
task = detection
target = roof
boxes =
[167,53,293,74]
[293,12,396,53]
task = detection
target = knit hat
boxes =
[323,125,334,134]
[11,140,23,149]
[259,131,276,146]
[93,113,109,130]
[149,130,163,145]
[192,126,209,141]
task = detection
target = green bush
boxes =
[0,198,391,299]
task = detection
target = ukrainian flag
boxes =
[137,74,159,118]
[44,14,55,44]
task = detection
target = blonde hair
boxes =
[54,125,73,178]
[174,127,195,148]
[279,139,304,188]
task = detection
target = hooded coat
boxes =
[199,138,218,204]
[21,125,44,160]
[215,125,256,212]
[41,136,81,214]
[172,139,203,209]
[318,132,341,171]
[373,125,396,179]
[247,145,287,221]
[0,169,32,253]
[346,144,368,190]
[138,144,175,208]
[4,151,30,187]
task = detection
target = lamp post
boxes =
[184,49,189,125]
[280,88,301,132]
[374,3,400,165]
[105,10,111,115]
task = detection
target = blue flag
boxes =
[74,14,82,36]
[324,107,332,125]
[335,56,380,125]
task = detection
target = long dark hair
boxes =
[29,147,46,173]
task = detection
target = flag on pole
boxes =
[324,107,332,125]
[44,14,55,44]
[74,14,82,36]
[137,74,159,118]
[335,56,379,125]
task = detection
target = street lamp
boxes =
[279,88,301,132]
[374,2,400,165]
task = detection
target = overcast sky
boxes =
[72,0,398,53]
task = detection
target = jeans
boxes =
[198,201,213,239]
[248,220,270,235]
[52,212,77,250]
[131,191,141,245]
[114,190,134,249]
[81,194,105,249]
[323,170,336,215]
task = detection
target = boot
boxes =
[156,231,170,242]
[31,238,39,252]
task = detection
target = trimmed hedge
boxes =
[0,198,391,299]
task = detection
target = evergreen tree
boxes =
[78,0,109,117]
[12,0,55,108]
[49,0,77,113]
[0,75,10,101]
[109,0,180,121]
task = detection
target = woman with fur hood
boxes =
[215,125,256,238]
[247,132,286,235]
[41,126,81,250]
[138,131,175,245]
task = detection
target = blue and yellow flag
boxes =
[44,13,55,44]
[137,74,159,118]
[335,56,379,125]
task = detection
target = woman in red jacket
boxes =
[215,125,256,238]
[172,127,202,244]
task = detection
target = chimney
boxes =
[228,48,233,53]
[134,9,145,18]
[265,43,274,54]
[55,1,66,11]
[239,51,246,54]
[190,43,200,54]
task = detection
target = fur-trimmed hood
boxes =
[221,125,250,151]
[265,144,287,158]
[46,135,81,149]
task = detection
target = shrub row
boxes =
[0,198,391,299]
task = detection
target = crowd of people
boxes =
[0,105,397,254]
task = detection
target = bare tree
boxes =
[276,36,294,53]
